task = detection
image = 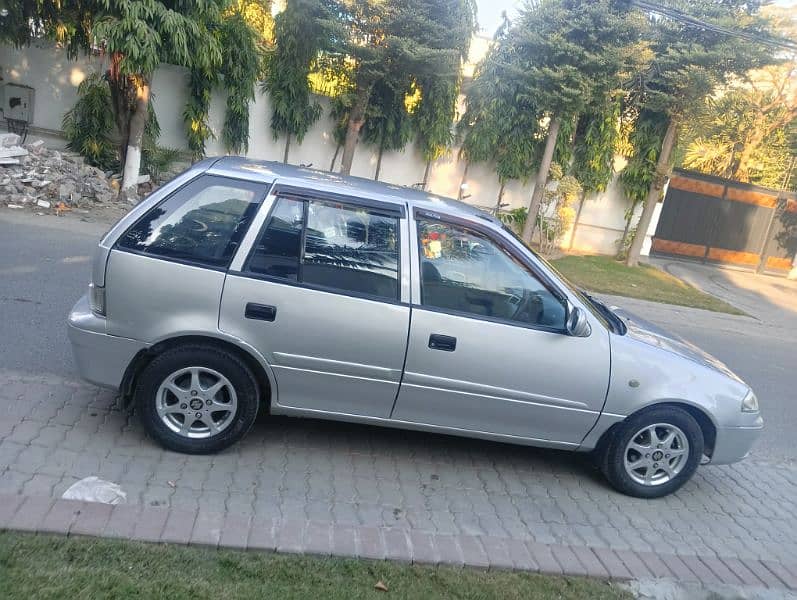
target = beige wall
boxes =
[0,42,661,255]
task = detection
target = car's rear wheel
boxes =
[135,344,259,454]
[602,406,703,498]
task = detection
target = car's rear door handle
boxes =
[245,302,277,322]
[428,334,456,352]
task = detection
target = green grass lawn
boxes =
[551,255,745,315]
[0,532,630,600]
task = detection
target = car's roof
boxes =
[207,156,502,226]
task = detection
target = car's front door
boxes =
[391,212,611,446]
[219,186,410,418]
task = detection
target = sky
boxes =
[475,0,519,36]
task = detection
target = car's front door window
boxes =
[417,218,566,329]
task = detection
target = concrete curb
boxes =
[1,493,795,591]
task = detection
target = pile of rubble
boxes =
[0,133,125,213]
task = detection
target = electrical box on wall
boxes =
[2,83,35,123]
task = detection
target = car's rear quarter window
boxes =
[117,175,266,268]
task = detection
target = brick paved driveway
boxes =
[1,368,796,591]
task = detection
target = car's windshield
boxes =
[499,223,625,334]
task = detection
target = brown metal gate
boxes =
[651,169,797,274]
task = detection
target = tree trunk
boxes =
[329,144,341,172]
[121,77,151,201]
[522,115,561,244]
[495,181,506,214]
[457,161,470,200]
[339,83,373,175]
[625,118,679,267]
[108,53,132,169]
[617,207,634,259]
[374,127,385,181]
[568,189,587,251]
[422,160,432,190]
[283,133,291,164]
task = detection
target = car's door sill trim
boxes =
[271,404,581,449]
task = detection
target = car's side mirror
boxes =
[566,306,592,337]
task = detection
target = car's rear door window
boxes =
[117,175,266,268]
[245,196,304,281]
[245,194,401,301]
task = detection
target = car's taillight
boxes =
[89,283,106,316]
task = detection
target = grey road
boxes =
[0,209,794,463]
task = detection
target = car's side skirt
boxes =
[271,404,582,451]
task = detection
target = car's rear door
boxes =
[391,210,611,446]
[219,184,411,418]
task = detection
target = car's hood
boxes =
[607,304,743,384]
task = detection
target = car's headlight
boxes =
[741,390,759,413]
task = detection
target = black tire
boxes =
[602,406,703,498]
[134,344,260,454]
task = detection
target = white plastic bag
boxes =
[62,476,127,505]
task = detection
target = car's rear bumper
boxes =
[67,294,146,389]
[709,416,764,465]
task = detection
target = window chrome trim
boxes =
[229,185,277,272]
[272,183,406,218]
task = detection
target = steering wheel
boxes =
[189,218,208,233]
[510,289,543,323]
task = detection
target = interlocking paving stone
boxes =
[383,528,411,563]
[480,535,514,570]
[133,506,169,543]
[570,546,610,578]
[10,495,55,532]
[303,521,332,556]
[0,494,25,529]
[408,530,438,565]
[39,498,83,535]
[103,503,141,539]
[636,552,676,579]
[331,524,357,558]
[660,554,701,583]
[3,371,797,590]
[762,560,797,590]
[247,517,278,551]
[160,508,197,545]
[592,548,633,580]
[219,513,252,550]
[457,535,489,569]
[525,541,562,574]
[719,557,768,588]
[70,502,113,537]
[190,509,225,548]
[357,526,386,560]
[433,534,464,567]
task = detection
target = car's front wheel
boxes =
[135,344,260,454]
[602,406,703,498]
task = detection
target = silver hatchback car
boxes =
[68,158,762,498]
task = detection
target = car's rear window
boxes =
[117,175,266,268]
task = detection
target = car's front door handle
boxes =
[245,302,277,322]
[428,334,456,352]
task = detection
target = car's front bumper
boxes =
[709,415,764,465]
[67,294,146,389]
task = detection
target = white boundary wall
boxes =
[0,42,658,255]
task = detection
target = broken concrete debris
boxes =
[0,137,127,213]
